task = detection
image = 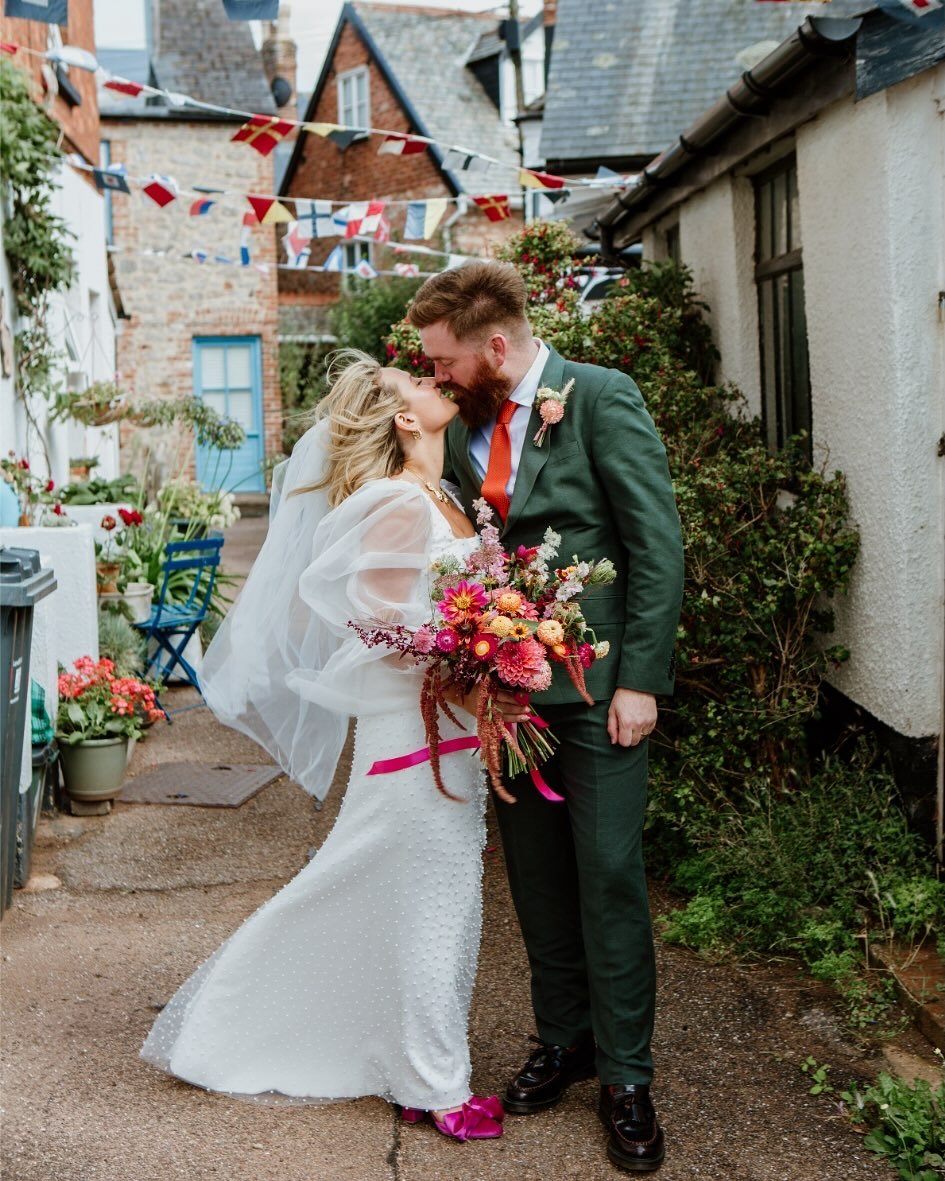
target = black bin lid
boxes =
[0,547,57,607]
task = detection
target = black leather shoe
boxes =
[599,1084,665,1172]
[503,1031,596,1113]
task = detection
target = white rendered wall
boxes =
[0,167,118,489]
[798,66,944,738]
[675,175,761,413]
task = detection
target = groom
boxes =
[408,261,684,1173]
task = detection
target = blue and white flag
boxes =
[4,0,68,24]
[92,164,130,195]
[221,0,278,19]
[322,245,345,273]
[294,199,337,239]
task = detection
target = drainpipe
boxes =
[441,195,468,258]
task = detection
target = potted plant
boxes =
[94,509,154,620]
[1,451,64,526]
[53,379,127,427]
[68,455,101,481]
[56,656,164,803]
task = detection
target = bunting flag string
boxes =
[0,39,636,194]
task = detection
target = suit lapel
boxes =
[502,347,566,536]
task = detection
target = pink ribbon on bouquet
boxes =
[366,714,564,803]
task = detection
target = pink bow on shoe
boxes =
[467,1094,505,1123]
[432,1100,503,1141]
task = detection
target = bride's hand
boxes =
[441,684,530,724]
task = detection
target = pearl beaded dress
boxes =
[140,490,486,1110]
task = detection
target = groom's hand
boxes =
[607,688,657,747]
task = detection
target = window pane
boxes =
[757,180,772,263]
[787,165,801,252]
[759,279,779,451]
[772,171,787,259]
[227,390,255,431]
[788,270,811,445]
[202,391,226,416]
[226,345,252,389]
[200,346,226,389]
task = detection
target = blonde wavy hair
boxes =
[291,349,408,508]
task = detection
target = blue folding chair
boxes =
[135,535,224,691]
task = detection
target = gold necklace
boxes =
[404,469,450,505]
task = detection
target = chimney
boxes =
[261,1,297,119]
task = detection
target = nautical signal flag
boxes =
[877,0,942,17]
[339,201,386,238]
[142,175,177,207]
[222,0,279,19]
[92,165,131,195]
[394,262,421,278]
[4,0,69,23]
[0,41,17,54]
[231,114,296,157]
[283,222,312,269]
[377,134,428,156]
[246,195,294,224]
[293,199,337,239]
[404,198,448,240]
[353,258,379,281]
[519,168,566,191]
[103,76,145,97]
[472,195,511,223]
[190,198,216,216]
[322,245,345,273]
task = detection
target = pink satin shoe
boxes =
[400,1094,505,1141]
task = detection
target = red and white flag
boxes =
[104,77,145,96]
[142,175,177,207]
[340,200,386,238]
[377,133,428,156]
[231,114,296,157]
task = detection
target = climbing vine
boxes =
[0,56,76,409]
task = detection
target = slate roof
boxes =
[99,0,274,120]
[309,3,521,191]
[540,0,866,166]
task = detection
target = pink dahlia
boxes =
[438,580,489,625]
[539,400,565,425]
[494,637,547,688]
[525,662,553,692]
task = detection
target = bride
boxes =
[140,350,527,1141]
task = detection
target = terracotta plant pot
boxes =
[58,736,129,802]
[96,561,121,594]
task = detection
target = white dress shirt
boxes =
[468,340,550,498]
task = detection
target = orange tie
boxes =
[481,399,518,522]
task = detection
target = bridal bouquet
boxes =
[351,498,615,802]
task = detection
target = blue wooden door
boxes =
[193,337,265,492]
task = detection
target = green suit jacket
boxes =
[445,346,684,706]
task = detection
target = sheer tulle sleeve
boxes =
[289,481,434,715]
[199,421,434,801]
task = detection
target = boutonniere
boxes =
[532,379,575,447]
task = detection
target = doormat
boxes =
[119,762,282,807]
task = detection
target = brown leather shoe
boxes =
[503,1031,596,1113]
[599,1084,665,1172]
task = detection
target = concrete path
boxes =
[2,518,938,1181]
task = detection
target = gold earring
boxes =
[411,428,422,441]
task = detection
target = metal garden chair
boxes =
[135,535,224,691]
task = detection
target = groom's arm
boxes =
[590,372,684,699]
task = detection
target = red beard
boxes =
[447,356,513,430]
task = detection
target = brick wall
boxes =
[280,19,520,312]
[0,0,100,168]
[106,118,282,481]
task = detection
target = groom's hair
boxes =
[407,261,529,344]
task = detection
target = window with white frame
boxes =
[754,156,811,459]
[342,240,372,292]
[337,66,369,136]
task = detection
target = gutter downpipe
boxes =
[596,16,862,260]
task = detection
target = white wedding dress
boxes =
[140,476,486,1111]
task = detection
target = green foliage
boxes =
[841,1070,944,1181]
[279,339,333,452]
[0,58,76,418]
[97,606,146,677]
[330,276,422,361]
[801,1057,834,1096]
[59,473,141,505]
[657,746,943,1028]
